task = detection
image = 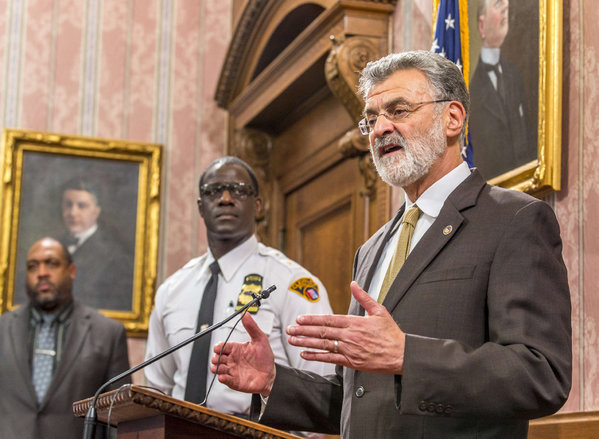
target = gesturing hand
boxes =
[211,312,276,396]
[286,281,406,374]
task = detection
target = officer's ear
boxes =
[197,197,204,218]
[254,196,262,221]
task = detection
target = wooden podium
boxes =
[73,384,302,439]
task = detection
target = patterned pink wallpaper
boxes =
[0,0,231,382]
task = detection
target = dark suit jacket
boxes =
[469,57,536,179]
[0,300,131,439]
[256,170,571,438]
[69,226,134,311]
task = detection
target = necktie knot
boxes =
[209,261,220,277]
[402,206,421,228]
[41,314,56,329]
[481,61,500,74]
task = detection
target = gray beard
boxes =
[371,118,447,188]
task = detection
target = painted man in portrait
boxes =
[469,0,536,179]
[60,177,134,311]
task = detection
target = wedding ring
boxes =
[333,339,339,353]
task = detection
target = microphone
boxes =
[82,284,276,439]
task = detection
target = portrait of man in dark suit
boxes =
[469,0,538,179]
[12,152,139,313]
[59,177,135,311]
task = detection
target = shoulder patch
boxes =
[289,277,320,302]
[235,274,263,314]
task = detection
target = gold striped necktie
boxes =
[378,206,422,304]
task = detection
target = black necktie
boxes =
[184,261,220,404]
[481,61,505,102]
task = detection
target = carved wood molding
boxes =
[231,128,273,242]
[325,35,381,122]
[73,385,301,439]
[216,0,397,112]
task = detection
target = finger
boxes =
[213,341,229,354]
[300,350,347,365]
[351,281,386,316]
[288,335,338,352]
[211,362,231,375]
[295,313,351,328]
[241,312,265,341]
[286,324,342,340]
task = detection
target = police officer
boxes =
[145,156,334,416]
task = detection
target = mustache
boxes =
[373,133,407,151]
[35,280,56,289]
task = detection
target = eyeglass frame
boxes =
[199,182,257,200]
[358,99,452,135]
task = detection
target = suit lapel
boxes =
[41,302,91,407]
[362,207,404,293]
[350,208,404,317]
[382,170,485,312]
[8,305,38,404]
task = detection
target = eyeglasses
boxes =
[199,182,256,200]
[358,99,451,135]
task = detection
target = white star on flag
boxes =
[455,59,463,71]
[445,14,455,30]
[432,39,440,52]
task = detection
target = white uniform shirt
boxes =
[145,235,335,414]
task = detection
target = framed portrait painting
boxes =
[434,0,562,196]
[0,129,162,336]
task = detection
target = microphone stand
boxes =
[82,285,276,439]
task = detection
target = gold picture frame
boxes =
[0,129,162,336]
[435,0,562,196]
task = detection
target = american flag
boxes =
[431,0,474,168]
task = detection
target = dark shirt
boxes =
[29,302,74,368]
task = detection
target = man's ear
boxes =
[445,101,466,139]
[68,263,77,281]
[197,198,204,218]
[254,197,263,220]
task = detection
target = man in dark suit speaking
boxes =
[209,51,571,438]
[0,237,130,439]
[61,178,134,310]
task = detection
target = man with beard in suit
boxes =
[208,51,571,438]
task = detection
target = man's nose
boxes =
[37,264,49,277]
[218,189,235,203]
[371,113,395,138]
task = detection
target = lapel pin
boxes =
[443,225,453,235]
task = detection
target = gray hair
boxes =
[358,50,470,140]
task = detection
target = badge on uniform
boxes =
[289,277,320,302]
[235,274,263,313]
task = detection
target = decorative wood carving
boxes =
[325,35,381,122]
[231,128,273,242]
[338,127,377,197]
[73,385,301,438]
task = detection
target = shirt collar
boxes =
[30,300,74,326]
[207,235,258,282]
[480,47,501,66]
[73,223,98,244]
[405,162,471,219]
